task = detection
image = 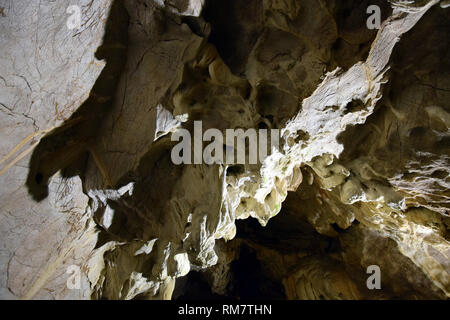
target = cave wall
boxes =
[0,0,449,300]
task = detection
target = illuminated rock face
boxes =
[0,0,448,300]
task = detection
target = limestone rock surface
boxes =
[0,0,449,299]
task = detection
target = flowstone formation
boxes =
[0,0,449,299]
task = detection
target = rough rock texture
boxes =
[0,0,113,299]
[0,0,449,299]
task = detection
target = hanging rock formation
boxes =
[0,0,449,299]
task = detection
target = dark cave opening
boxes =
[2,0,446,302]
[227,244,286,300]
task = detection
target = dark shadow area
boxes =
[174,204,341,300]
[173,244,286,300]
[26,0,129,201]
[203,0,263,76]
[173,271,231,300]
[234,207,338,255]
[330,0,391,70]
[227,244,286,300]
